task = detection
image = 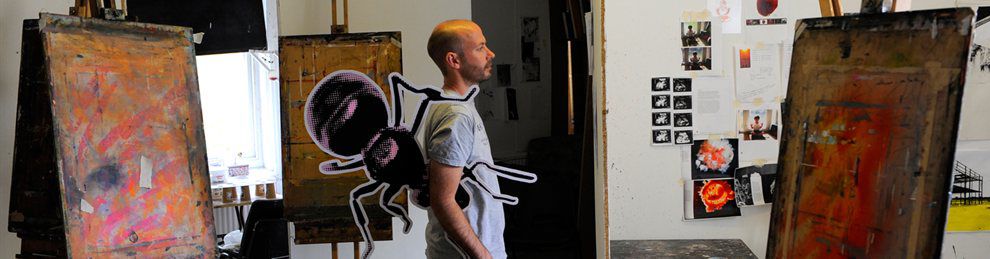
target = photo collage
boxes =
[651,77,694,145]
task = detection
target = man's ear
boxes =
[445,52,460,71]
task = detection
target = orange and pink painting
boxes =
[39,14,215,257]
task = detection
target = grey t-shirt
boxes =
[417,89,506,259]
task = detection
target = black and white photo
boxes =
[652,129,672,145]
[673,95,692,110]
[674,130,694,145]
[652,94,671,109]
[674,112,693,127]
[652,111,671,126]
[673,78,692,92]
[652,77,671,91]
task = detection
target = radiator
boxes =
[213,206,249,235]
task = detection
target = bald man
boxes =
[417,20,501,259]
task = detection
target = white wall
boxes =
[278,1,470,258]
[602,0,990,258]
[471,0,552,161]
[0,1,75,257]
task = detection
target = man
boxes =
[750,115,766,140]
[419,19,502,259]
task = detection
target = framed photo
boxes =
[673,95,692,110]
[652,129,672,145]
[674,112,693,127]
[674,130,694,145]
[673,78,692,92]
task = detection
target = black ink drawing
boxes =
[674,112,693,127]
[673,95,692,110]
[653,111,671,127]
[652,94,671,109]
[304,70,538,258]
[652,77,671,91]
[653,129,672,144]
[733,164,777,206]
[673,78,692,92]
[674,130,694,145]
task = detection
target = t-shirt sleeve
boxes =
[428,111,475,167]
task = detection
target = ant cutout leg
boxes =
[319,158,366,175]
[461,168,520,205]
[349,180,385,259]
[379,183,412,234]
[471,162,538,184]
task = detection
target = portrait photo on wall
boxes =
[652,111,671,127]
[733,164,778,206]
[737,109,779,141]
[674,130,694,145]
[652,76,671,91]
[693,179,742,219]
[652,94,671,109]
[681,21,712,47]
[673,95,692,110]
[691,138,740,179]
[652,129,672,145]
[673,78,692,92]
[674,112,693,127]
[682,47,712,71]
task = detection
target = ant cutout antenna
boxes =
[303,70,536,259]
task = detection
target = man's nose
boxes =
[488,48,495,59]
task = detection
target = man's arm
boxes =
[429,161,492,259]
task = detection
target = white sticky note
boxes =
[80,199,94,213]
[751,173,766,205]
[140,156,153,189]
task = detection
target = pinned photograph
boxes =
[693,179,741,219]
[674,112,693,127]
[652,129,672,145]
[674,130,694,145]
[673,95,692,110]
[673,78,692,92]
[737,109,779,141]
[652,94,671,109]
[739,48,752,68]
[691,138,740,179]
[682,47,712,71]
[652,77,671,91]
[681,21,712,47]
[734,164,778,206]
[497,64,512,86]
[652,111,671,127]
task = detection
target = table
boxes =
[610,239,757,258]
[211,174,280,231]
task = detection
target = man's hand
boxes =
[429,161,492,259]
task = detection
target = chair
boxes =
[220,199,289,259]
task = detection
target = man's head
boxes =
[428,20,495,85]
[754,115,761,122]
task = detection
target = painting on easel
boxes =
[37,13,215,257]
[768,8,973,258]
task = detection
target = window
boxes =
[196,52,281,177]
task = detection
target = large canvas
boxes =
[767,9,973,258]
[278,33,403,244]
[39,14,215,257]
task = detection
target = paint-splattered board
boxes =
[279,32,403,244]
[767,8,973,259]
[38,13,215,257]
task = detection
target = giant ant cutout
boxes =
[304,70,537,259]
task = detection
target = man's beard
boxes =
[467,60,493,84]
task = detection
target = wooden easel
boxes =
[331,0,349,33]
[69,0,126,20]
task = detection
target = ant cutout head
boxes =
[305,72,390,158]
[302,70,536,259]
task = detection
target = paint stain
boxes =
[86,164,122,191]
